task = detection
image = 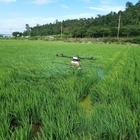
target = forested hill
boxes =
[23,1,140,38]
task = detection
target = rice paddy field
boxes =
[0,40,140,140]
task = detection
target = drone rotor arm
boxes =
[56,54,72,58]
[56,54,98,60]
[79,57,97,60]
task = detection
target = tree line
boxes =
[13,1,140,38]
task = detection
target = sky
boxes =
[0,0,138,34]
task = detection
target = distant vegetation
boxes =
[20,1,140,38]
[2,0,138,44]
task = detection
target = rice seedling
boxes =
[0,40,140,139]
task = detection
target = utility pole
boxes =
[61,21,62,39]
[117,13,121,39]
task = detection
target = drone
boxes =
[52,54,100,69]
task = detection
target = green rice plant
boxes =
[90,102,139,140]
[0,109,10,139]
[8,121,32,140]
[0,40,140,139]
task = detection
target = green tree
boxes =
[12,32,22,37]
[23,1,140,38]
[126,1,133,9]
[25,24,31,36]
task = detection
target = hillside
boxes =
[21,1,140,38]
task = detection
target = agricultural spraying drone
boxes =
[52,54,101,69]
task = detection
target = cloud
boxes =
[0,0,16,3]
[0,12,97,34]
[0,17,56,34]
[100,0,114,5]
[9,12,21,17]
[30,0,55,5]
[61,13,96,20]
[60,4,69,9]
[89,5,125,13]
[89,6,104,11]
[81,0,92,3]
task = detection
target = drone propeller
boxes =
[56,54,97,60]
[56,54,72,58]
[79,56,97,60]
